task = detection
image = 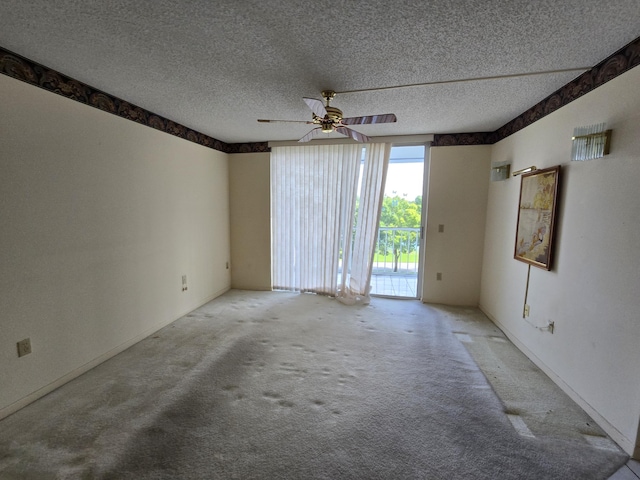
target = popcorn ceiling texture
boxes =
[0,0,638,144]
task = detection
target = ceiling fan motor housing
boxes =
[325,106,343,122]
[314,106,343,133]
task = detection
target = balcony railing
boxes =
[372,227,420,276]
[339,227,420,297]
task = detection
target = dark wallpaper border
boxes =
[433,35,640,147]
[0,47,269,154]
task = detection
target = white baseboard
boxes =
[0,286,230,421]
[479,304,635,457]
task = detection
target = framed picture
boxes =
[514,166,560,270]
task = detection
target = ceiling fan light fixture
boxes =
[321,122,333,133]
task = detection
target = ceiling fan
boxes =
[258,90,397,143]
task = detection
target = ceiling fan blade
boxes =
[298,127,322,143]
[258,119,313,124]
[341,113,397,125]
[303,97,327,118]
[335,126,371,143]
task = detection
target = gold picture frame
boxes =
[514,166,560,270]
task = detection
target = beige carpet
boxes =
[443,306,615,445]
[0,290,628,479]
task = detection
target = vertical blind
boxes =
[271,144,361,295]
[338,143,390,304]
[271,143,391,301]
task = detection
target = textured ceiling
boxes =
[1,1,639,143]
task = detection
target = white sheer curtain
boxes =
[271,144,361,295]
[337,143,391,304]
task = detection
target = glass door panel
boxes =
[370,145,426,298]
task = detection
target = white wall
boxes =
[422,145,491,305]
[225,145,493,302]
[229,152,272,290]
[0,74,231,417]
[480,66,640,456]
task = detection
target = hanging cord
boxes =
[522,265,530,318]
[335,67,591,95]
[522,265,554,332]
[524,316,554,332]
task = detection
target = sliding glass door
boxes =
[370,145,426,298]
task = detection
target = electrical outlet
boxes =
[182,275,188,292]
[436,272,442,281]
[17,338,32,357]
[438,224,445,233]
[523,304,530,317]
